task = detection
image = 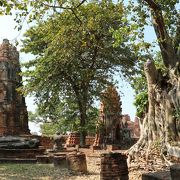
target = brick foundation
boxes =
[67,152,87,174]
[100,152,129,180]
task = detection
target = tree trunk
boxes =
[128,59,180,161]
[78,88,88,147]
[79,103,87,147]
[73,83,88,147]
[128,0,180,162]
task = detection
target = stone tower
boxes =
[93,86,122,146]
[0,39,30,136]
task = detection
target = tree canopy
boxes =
[1,0,179,153]
[20,0,137,145]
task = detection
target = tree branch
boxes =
[42,1,85,24]
[42,0,87,10]
[75,0,87,8]
[143,0,160,11]
[143,0,178,68]
[70,8,82,24]
[143,0,166,39]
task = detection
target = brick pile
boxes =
[66,132,80,146]
[100,152,129,180]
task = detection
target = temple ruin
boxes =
[93,86,122,146]
[0,39,30,136]
[93,86,140,148]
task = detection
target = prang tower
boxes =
[0,39,30,136]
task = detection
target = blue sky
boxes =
[0,11,157,133]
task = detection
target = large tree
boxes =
[2,0,178,156]
[21,1,137,146]
[127,0,180,161]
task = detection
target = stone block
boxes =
[170,164,180,180]
[53,156,67,167]
[142,171,170,180]
[106,144,120,151]
[67,152,87,174]
[36,155,50,164]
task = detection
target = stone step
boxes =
[0,158,37,163]
[0,148,45,159]
[142,171,170,180]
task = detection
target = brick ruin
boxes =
[121,114,140,139]
[0,39,30,136]
[93,86,140,147]
[93,86,122,146]
[100,152,129,180]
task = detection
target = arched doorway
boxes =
[115,124,120,142]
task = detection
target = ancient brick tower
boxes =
[0,39,30,136]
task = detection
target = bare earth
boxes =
[64,147,176,180]
[0,147,177,180]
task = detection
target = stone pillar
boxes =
[67,152,87,174]
[170,164,180,180]
[100,152,129,180]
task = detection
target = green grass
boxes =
[0,163,70,180]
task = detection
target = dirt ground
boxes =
[65,147,173,180]
[0,147,174,180]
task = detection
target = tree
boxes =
[4,0,178,158]
[29,101,99,136]
[127,0,180,161]
[21,1,137,146]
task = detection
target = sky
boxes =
[0,12,156,134]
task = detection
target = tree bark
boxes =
[128,59,180,161]
[78,86,88,147]
[143,0,179,68]
[128,0,180,162]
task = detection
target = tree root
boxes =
[162,154,173,166]
[166,143,180,158]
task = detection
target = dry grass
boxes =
[0,163,70,180]
[0,158,101,180]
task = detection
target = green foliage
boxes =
[40,122,62,136]
[79,107,99,134]
[28,110,45,123]
[40,107,99,136]
[133,91,148,118]
[154,52,168,75]
[130,57,148,118]
[127,0,179,38]
[0,0,27,15]
[20,1,137,137]
[29,100,99,136]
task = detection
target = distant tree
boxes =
[29,104,99,136]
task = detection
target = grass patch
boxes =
[0,163,70,180]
